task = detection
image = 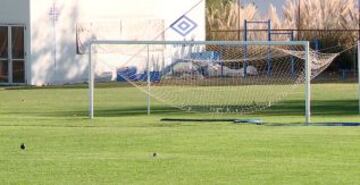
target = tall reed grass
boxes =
[207,0,359,47]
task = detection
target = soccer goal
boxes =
[87,40,348,124]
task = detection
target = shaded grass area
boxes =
[0,83,359,184]
[0,83,358,122]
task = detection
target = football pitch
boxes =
[0,83,359,184]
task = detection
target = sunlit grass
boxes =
[0,83,359,184]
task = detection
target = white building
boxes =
[0,0,205,85]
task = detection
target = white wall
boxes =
[30,0,81,85]
[29,0,205,85]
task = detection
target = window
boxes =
[0,26,25,84]
[0,26,8,82]
[11,27,25,83]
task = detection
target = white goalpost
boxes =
[305,41,311,124]
[87,40,315,124]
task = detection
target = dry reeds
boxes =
[207,0,359,46]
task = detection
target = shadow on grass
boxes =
[264,122,360,127]
[88,106,184,117]
[258,99,358,116]
[2,106,182,118]
[2,99,358,119]
[1,82,134,91]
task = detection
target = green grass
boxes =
[0,83,359,184]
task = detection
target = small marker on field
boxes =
[20,143,26,150]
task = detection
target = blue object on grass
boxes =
[233,119,263,125]
[190,51,220,60]
[138,71,161,82]
[117,67,138,82]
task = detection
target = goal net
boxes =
[88,40,340,122]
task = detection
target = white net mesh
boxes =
[91,41,339,114]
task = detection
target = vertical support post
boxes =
[244,20,247,41]
[305,42,311,125]
[267,20,272,76]
[315,40,320,51]
[243,20,248,76]
[267,20,271,41]
[89,43,94,119]
[298,0,301,40]
[8,26,13,83]
[358,0,360,41]
[358,40,360,114]
[290,32,295,77]
[147,45,151,115]
[221,62,224,77]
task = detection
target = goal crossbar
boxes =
[90,40,309,46]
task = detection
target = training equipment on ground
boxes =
[88,40,345,124]
[20,143,26,150]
